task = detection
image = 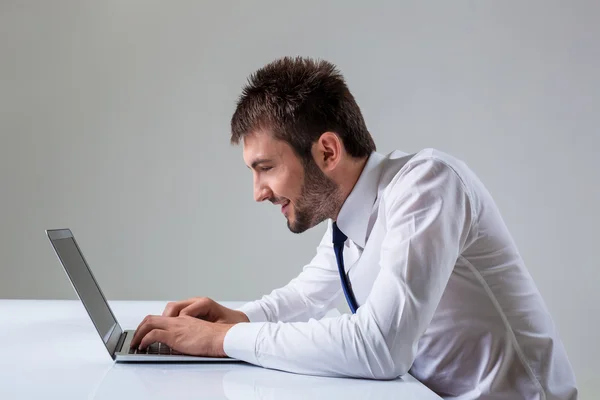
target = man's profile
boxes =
[130,56,578,399]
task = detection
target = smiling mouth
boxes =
[281,200,290,214]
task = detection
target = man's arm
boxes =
[238,220,344,323]
[223,159,474,379]
[130,221,345,355]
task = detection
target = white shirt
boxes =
[223,148,578,400]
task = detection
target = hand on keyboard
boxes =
[128,341,182,356]
[129,315,235,358]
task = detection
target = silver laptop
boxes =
[46,228,240,363]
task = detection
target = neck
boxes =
[332,155,369,221]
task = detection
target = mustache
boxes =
[269,197,288,205]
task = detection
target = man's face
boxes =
[243,131,341,233]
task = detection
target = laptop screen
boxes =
[48,232,119,344]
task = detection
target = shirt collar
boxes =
[335,151,386,248]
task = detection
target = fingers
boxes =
[162,299,193,317]
[139,329,170,350]
[180,297,212,318]
[130,315,171,349]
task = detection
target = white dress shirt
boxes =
[223,148,578,400]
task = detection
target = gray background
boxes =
[1,1,597,396]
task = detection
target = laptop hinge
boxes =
[114,331,127,355]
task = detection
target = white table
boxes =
[0,300,441,399]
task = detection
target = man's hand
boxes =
[161,297,250,324]
[129,315,234,357]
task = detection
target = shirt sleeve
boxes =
[224,158,474,379]
[234,220,344,324]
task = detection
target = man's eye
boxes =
[259,166,273,172]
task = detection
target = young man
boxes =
[131,57,578,399]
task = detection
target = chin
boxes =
[285,206,320,234]
[286,217,301,234]
[287,222,308,234]
[286,217,317,234]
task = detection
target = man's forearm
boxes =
[222,310,407,380]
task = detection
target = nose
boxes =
[254,180,272,203]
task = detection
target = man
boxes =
[130,57,578,399]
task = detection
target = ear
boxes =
[312,132,343,171]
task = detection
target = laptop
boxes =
[46,228,240,363]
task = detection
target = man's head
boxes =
[230,56,375,233]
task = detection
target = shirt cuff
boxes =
[223,321,266,366]
[236,301,269,322]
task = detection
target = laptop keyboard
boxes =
[129,342,182,356]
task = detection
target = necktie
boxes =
[332,222,359,313]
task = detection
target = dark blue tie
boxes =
[332,222,359,314]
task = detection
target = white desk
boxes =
[0,300,441,399]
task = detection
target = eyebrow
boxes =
[248,158,273,169]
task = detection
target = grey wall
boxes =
[1,0,598,396]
